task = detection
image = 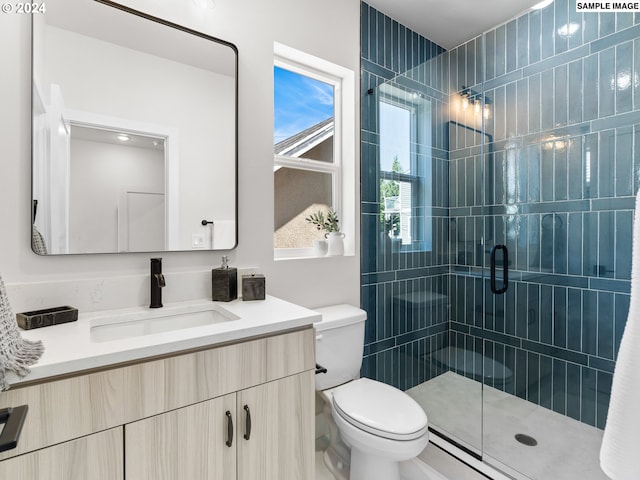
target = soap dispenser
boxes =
[212,256,237,302]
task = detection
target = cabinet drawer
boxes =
[0,369,123,461]
[265,328,315,381]
[123,328,315,421]
[0,427,123,479]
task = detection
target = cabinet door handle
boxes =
[0,405,28,453]
[243,405,251,440]
[225,410,233,447]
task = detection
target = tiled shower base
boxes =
[407,372,607,480]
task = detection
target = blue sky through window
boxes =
[274,66,334,144]
[380,101,411,173]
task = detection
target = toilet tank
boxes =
[314,304,367,391]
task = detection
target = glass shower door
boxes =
[478,1,633,478]
[414,32,489,457]
[444,111,487,458]
[368,46,487,458]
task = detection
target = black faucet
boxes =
[150,258,165,308]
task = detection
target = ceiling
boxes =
[364,0,546,50]
[45,0,236,76]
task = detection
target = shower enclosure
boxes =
[361,1,637,478]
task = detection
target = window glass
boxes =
[274,168,333,248]
[380,101,411,173]
[379,85,432,250]
[274,66,335,163]
[273,65,337,250]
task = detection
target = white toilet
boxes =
[314,304,429,480]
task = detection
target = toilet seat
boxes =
[332,378,428,441]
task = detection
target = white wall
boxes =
[0,0,360,312]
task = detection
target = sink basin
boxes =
[90,303,239,342]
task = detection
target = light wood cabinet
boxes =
[125,370,314,480]
[0,328,315,479]
[0,427,123,480]
[237,371,314,480]
[126,394,237,479]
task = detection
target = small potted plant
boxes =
[305,208,345,256]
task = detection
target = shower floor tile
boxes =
[408,371,483,455]
[407,372,607,480]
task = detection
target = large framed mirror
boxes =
[31,0,237,255]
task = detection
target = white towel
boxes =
[211,220,236,249]
[0,274,44,391]
[600,190,640,479]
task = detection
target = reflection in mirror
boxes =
[70,125,167,253]
[31,0,237,254]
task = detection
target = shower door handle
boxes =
[490,245,509,295]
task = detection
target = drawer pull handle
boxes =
[243,405,251,440]
[225,410,233,447]
[0,405,28,453]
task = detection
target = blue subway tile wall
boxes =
[361,0,635,431]
[360,2,449,390]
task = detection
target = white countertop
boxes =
[8,295,320,386]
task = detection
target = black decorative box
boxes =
[16,306,78,330]
[242,274,265,301]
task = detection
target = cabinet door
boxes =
[237,371,314,480]
[0,427,123,480]
[125,394,236,480]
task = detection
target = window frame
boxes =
[273,45,352,259]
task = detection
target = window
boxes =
[378,83,432,251]
[273,43,355,258]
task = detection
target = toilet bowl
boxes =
[314,305,429,480]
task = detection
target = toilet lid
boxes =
[332,378,428,441]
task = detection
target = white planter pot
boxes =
[325,232,345,256]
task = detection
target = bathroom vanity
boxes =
[0,296,317,480]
